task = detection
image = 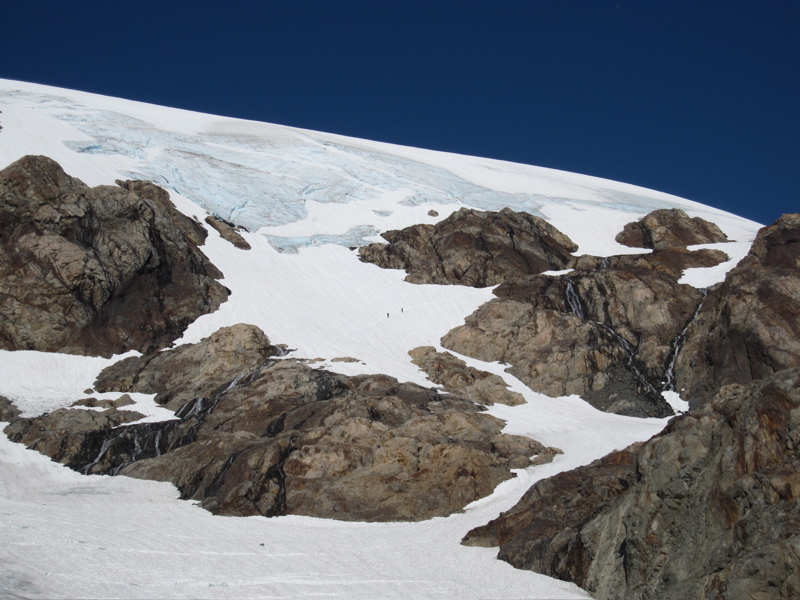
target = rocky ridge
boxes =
[0,156,228,357]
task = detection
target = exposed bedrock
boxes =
[615,208,730,250]
[675,214,800,408]
[573,247,729,280]
[358,206,578,286]
[5,325,557,522]
[0,155,228,357]
[442,267,704,417]
[408,346,526,406]
[463,367,800,600]
[205,215,251,250]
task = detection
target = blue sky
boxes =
[2,1,797,225]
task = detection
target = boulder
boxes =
[0,156,228,357]
[94,323,286,411]
[205,215,251,250]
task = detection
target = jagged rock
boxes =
[675,214,800,408]
[615,208,729,250]
[442,268,701,417]
[358,207,578,287]
[0,156,228,357]
[6,325,556,522]
[205,215,251,250]
[409,346,526,406]
[94,324,285,411]
[464,367,800,600]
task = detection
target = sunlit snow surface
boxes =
[0,79,763,598]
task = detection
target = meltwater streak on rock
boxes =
[563,276,667,409]
[73,369,261,477]
[661,288,708,392]
[564,278,585,320]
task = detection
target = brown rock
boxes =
[358,207,578,287]
[442,268,701,417]
[94,323,285,411]
[7,325,556,522]
[675,214,800,408]
[466,367,800,600]
[409,346,526,406]
[573,247,729,280]
[0,155,228,357]
[615,208,729,250]
[205,215,251,250]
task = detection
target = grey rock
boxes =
[0,156,228,357]
[675,214,800,408]
[465,368,800,600]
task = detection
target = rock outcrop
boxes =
[442,267,702,417]
[572,247,729,280]
[674,213,800,408]
[461,214,800,599]
[360,207,736,417]
[0,156,228,357]
[615,208,729,250]
[358,207,578,286]
[463,367,800,600]
[94,323,287,411]
[205,215,251,250]
[409,346,526,406]
[4,325,557,522]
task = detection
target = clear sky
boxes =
[1,1,797,225]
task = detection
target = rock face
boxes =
[462,215,800,599]
[360,207,736,417]
[4,325,556,522]
[94,323,287,411]
[0,156,228,357]
[675,214,800,408]
[442,267,701,417]
[464,368,800,600]
[409,346,526,406]
[615,208,729,250]
[358,207,578,286]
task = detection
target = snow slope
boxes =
[0,79,763,598]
